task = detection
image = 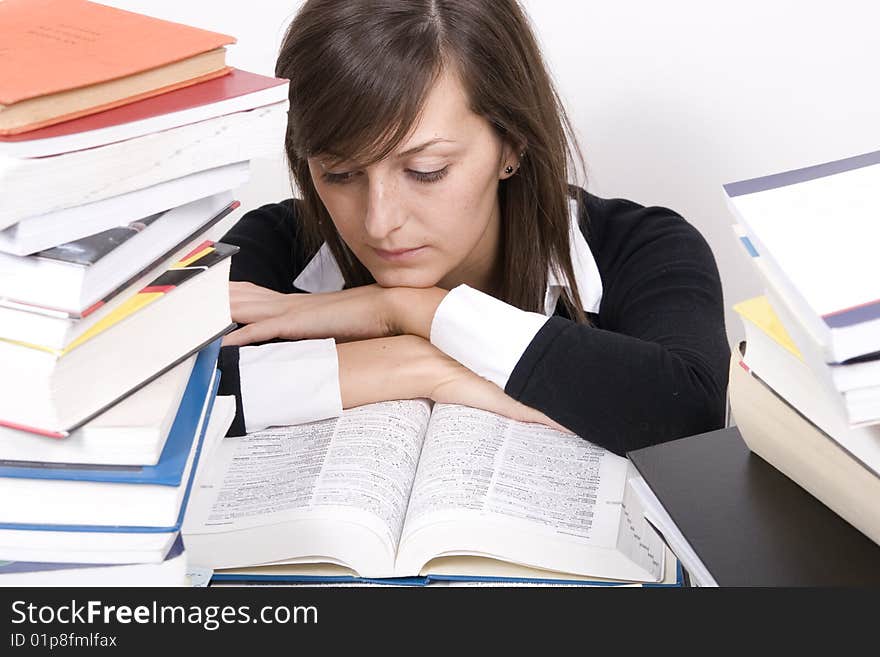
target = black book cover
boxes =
[628,427,880,586]
[37,212,166,267]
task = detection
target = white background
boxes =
[105,0,880,347]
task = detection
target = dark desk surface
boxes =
[628,426,880,586]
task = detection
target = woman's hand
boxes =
[427,351,573,433]
[224,281,400,346]
[223,282,449,346]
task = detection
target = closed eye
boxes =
[321,170,361,185]
[407,166,449,184]
[321,166,450,185]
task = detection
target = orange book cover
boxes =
[0,0,236,106]
[2,68,230,135]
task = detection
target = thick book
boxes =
[627,421,880,586]
[0,68,289,159]
[0,531,188,587]
[0,101,287,230]
[0,162,249,257]
[0,355,195,467]
[724,150,880,363]
[0,192,237,314]
[0,392,235,567]
[0,0,234,134]
[183,401,672,585]
[0,242,236,437]
[735,227,880,424]
[735,298,880,477]
[729,347,880,548]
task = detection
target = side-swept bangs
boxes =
[282,2,444,167]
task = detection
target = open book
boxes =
[183,400,669,584]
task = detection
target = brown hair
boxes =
[276,0,587,322]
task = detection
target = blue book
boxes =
[0,340,224,564]
[209,560,684,587]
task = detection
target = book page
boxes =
[394,404,662,581]
[184,400,431,566]
[403,404,624,543]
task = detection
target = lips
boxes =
[373,246,427,261]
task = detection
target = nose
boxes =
[363,174,405,241]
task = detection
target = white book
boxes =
[738,308,880,475]
[0,356,195,466]
[725,151,880,363]
[757,257,880,424]
[0,528,179,568]
[0,101,287,229]
[183,400,667,584]
[734,224,880,423]
[0,162,249,256]
[0,192,235,314]
[0,395,235,564]
[729,349,880,548]
[0,534,188,587]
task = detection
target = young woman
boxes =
[217,0,730,456]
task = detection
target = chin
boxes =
[371,269,441,289]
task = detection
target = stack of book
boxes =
[723,149,880,547]
[0,0,287,586]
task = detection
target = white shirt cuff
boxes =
[239,339,342,433]
[429,284,550,389]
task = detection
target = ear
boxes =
[499,138,526,180]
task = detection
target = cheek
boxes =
[312,183,365,246]
[434,168,498,246]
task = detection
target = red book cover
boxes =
[0,69,288,144]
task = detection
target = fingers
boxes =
[228,282,299,324]
[222,319,286,346]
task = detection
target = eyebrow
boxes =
[395,138,456,159]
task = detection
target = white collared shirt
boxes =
[238,199,603,433]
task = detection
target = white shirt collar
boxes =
[293,197,603,316]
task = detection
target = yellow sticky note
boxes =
[733,296,803,360]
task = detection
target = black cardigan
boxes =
[218,189,730,455]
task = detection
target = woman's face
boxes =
[308,70,517,293]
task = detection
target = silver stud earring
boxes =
[504,165,514,175]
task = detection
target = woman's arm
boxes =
[219,333,566,436]
[338,334,567,430]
